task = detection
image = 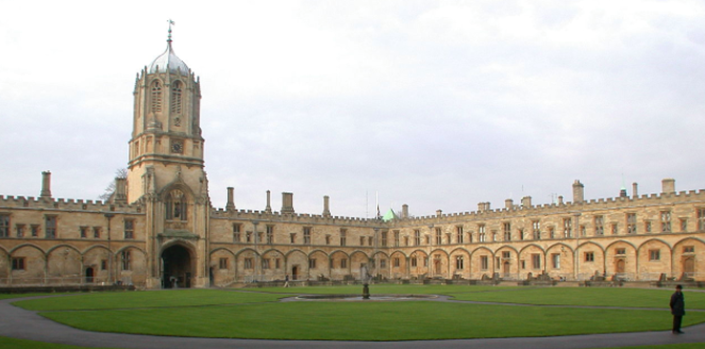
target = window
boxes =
[289,233,296,244]
[680,219,688,232]
[266,225,274,244]
[244,258,253,269]
[551,254,560,269]
[425,235,430,244]
[411,256,418,267]
[563,218,572,238]
[615,248,626,255]
[11,257,25,270]
[308,258,317,269]
[404,236,409,246]
[457,226,464,243]
[165,189,187,221]
[381,231,388,247]
[548,227,555,239]
[93,227,100,239]
[518,229,524,240]
[0,214,9,237]
[584,252,595,262]
[478,224,486,242]
[340,258,347,269]
[124,219,134,239]
[645,221,652,233]
[246,231,253,243]
[101,260,107,270]
[393,257,400,267]
[368,236,373,246]
[233,223,241,242]
[446,233,451,244]
[661,211,671,233]
[262,259,270,270]
[394,230,400,247]
[303,227,311,244]
[611,223,618,235]
[275,258,281,269]
[503,222,511,241]
[31,225,39,237]
[423,256,428,267]
[531,254,541,269]
[360,236,365,246]
[532,221,541,240]
[219,258,228,269]
[580,225,587,236]
[325,235,331,245]
[456,256,464,269]
[151,80,162,112]
[121,250,131,270]
[502,251,511,259]
[170,80,182,114]
[699,209,705,231]
[45,216,57,239]
[594,216,604,235]
[649,249,660,261]
[480,256,489,270]
[627,213,637,234]
[16,224,24,238]
[380,259,386,268]
[340,229,346,246]
[80,226,88,239]
[435,228,442,245]
[414,230,421,245]
[684,246,695,253]
[492,231,497,242]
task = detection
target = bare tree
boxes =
[98,168,127,201]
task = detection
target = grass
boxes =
[9,286,705,341]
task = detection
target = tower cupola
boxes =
[148,22,189,74]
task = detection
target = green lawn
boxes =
[9,286,705,341]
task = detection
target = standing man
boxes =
[670,284,685,334]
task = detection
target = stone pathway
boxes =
[1,294,704,349]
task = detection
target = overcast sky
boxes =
[1,1,704,218]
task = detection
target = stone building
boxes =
[1,31,704,289]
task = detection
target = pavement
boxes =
[1,294,704,349]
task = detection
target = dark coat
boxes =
[670,291,685,316]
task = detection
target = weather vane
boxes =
[167,19,175,43]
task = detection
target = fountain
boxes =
[361,265,371,300]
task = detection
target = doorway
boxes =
[615,259,625,274]
[85,267,94,283]
[291,265,299,280]
[161,244,192,288]
[683,257,695,278]
[503,261,510,278]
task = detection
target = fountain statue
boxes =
[361,265,371,300]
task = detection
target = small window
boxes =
[0,214,9,238]
[531,254,541,269]
[93,227,100,239]
[411,256,417,267]
[615,248,626,255]
[232,223,241,242]
[80,226,88,239]
[124,219,134,239]
[455,256,464,269]
[303,227,311,245]
[45,216,57,239]
[393,257,400,267]
[219,258,228,269]
[121,250,131,270]
[480,256,489,270]
[502,251,511,259]
[246,231,252,243]
[31,225,39,237]
[649,249,660,261]
[684,246,695,254]
[11,257,25,270]
[551,254,560,269]
[101,260,107,270]
[584,252,595,262]
[244,258,254,269]
[308,258,317,269]
[380,259,386,268]
[262,259,270,270]
[15,224,24,238]
[340,258,347,269]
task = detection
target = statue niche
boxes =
[165,189,188,229]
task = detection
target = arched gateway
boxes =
[161,244,193,288]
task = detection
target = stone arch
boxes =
[545,243,574,280]
[330,250,352,280]
[408,250,428,279]
[671,238,705,280]
[469,246,494,279]
[83,245,112,284]
[308,250,330,281]
[517,244,547,280]
[389,250,409,280]
[428,249,449,278]
[286,249,308,281]
[118,246,147,286]
[350,250,370,280]
[603,240,638,280]
[448,248,471,280]
[209,248,237,286]
[575,241,605,280]
[235,248,261,282]
[0,247,8,281]
[637,239,672,280]
[46,245,82,284]
[10,244,46,285]
[495,245,520,280]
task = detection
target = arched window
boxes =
[151,80,163,113]
[170,80,182,114]
[165,189,187,221]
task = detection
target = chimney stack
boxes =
[226,187,236,211]
[322,195,331,217]
[505,199,514,209]
[40,171,52,199]
[265,190,272,213]
[557,195,564,205]
[572,180,584,203]
[402,204,409,219]
[114,177,127,203]
[632,182,639,199]
[521,196,532,207]
[281,192,295,214]
[662,178,675,195]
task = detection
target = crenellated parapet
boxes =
[210,208,386,228]
[0,195,145,214]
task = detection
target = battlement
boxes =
[211,208,384,227]
[0,195,144,214]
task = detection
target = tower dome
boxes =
[148,23,189,74]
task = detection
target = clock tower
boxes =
[127,23,210,289]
